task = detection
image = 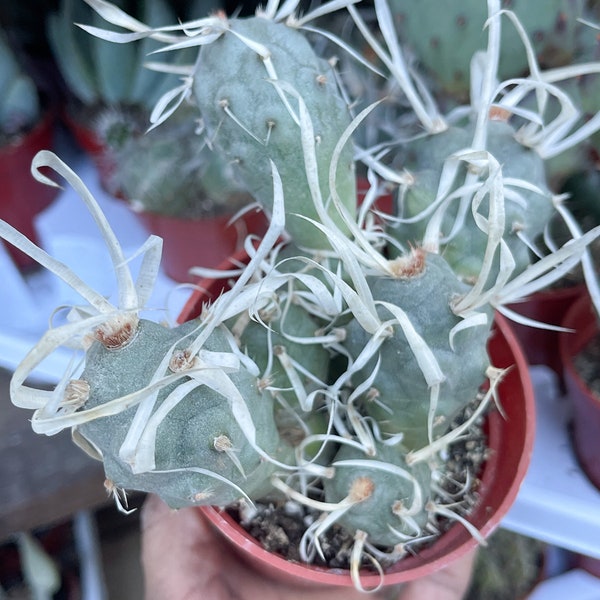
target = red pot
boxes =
[0,110,58,270]
[178,255,536,588]
[507,285,585,376]
[62,111,118,196]
[137,208,268,283]
[559,293,600,491]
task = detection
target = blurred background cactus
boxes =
[388,0,587,104]
[0,26,40,144]
[110,104,254,220]
[0,23,58,271]
[45,0,219,191]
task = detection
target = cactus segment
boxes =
[323,441,432,546]
[77,318,289,508]
[193,16,356,249]
[343,251,493,449]
[389,120,554,282]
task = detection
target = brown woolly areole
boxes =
[169,348,198,372]
[93,314,139,350]
[348,476,375,503]
[387,247,427,279]
[213,434,234,452]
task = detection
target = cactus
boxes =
[110,104,255,218]
[0,28,40,140]
[388,0,586,102]
[46,0,198,110]
[343,250,493,448]
[78,318,291,507]
[387,119,555,283]
[192,14,357,249]
[4,0,600,591]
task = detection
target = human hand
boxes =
[140,494,476,600]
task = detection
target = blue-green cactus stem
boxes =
[389,119,555,282]
[193,15,356,250]
[77,318,290,508]
[323,440,432,546]
[343,250,493,450]
[231,299,333,457]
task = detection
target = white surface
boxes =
[529,569,600,600]
[503,366,600,560]
[1,153,600,596]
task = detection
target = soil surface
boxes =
[229,400,489,572]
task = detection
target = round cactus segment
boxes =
[193,15,356,249]
[323,441,431,546]
[78,318,288,508]
[390,120,554,282]
[343,251,492,449]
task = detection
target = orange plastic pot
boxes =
[178,252,536,589]
[559,293,600,491]
[0,110,58,270]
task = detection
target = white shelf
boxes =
[2,152,600,596]
[503,366,600,560]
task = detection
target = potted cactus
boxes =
[108,103,267,281]
[558,197,600,491]
[0,26,57,271]
[559,292,600,492]
[2,0,600,592]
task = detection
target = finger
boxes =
[140,494,229,600]
[397,549,478,600]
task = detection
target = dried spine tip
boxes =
[348,476,375,503]
[169,349,197,372]
[388,247,426,279]
[94,314,139,350]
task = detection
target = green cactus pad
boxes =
[323,441,432,546]
[78,318,288,508]
[389,0,585,100]
[390,120,554,282]
[193,15,356,249]
[343,251,492,449]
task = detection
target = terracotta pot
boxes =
[507,284,585,376]
[137,208,269,283]
[0,110,58,270]
[559,293,600,491]
[178,253,536,589]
